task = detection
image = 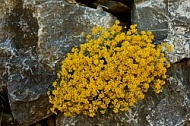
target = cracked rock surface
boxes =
[132,0,190,63]
[0,0,190,126]
[0,0,116,125]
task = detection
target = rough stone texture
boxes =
[55,1,190,125]
[1,0,190,125]
[0,39,14,94]
[132,0,190,63]
[0,0,18,94]
[0,0,116,125]
[145,59,190,126]
[131,0,168,41]
[56,113,132,126]
[166,0,190,63]
[0,112,19,126]
[31,0,116,70]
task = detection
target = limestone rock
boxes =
[1,0,116,125]
[131,0,190,63]
[131,0,168,41]
[165,0,190,63]
[145,59,190,126]
[32,0,116,71]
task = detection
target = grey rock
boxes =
[31,0,116,70]
[56,113,132,126]
[0,0,18,94]
[131,0,168,40]
[7,50,54,126]
[1,0,189,125]
[1,0,116,125]
[165,0,190,63]
[145,59,190,126]
[131,0,190,63]
[0,39,15,94]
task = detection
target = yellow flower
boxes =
[141,30,146,35]
[142,83,149,92]
[100,110,106,114]
[81,32,85,37]
[71,47,78,53]
[166,63,170,68]
[115,20,120,25]
[47,91,50,96]
[147,30,152,35]
[48,21,170,118]
[86,35,91,39]
[113,108,119,113]
[120,107,128,111]
[89,113,95,117]
[167,44,172,52]
[92,26,102,35]
[130,24,137,29]
[127,31,131,35]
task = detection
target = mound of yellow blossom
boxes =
[47,20,171,117]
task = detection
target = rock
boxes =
[165,0,190,63]
[131,0,168,41]
[66,0,77,4]
[56,113,132,126]
[23,0,116,71]
[0,39,15,94]
[1,0,190,125]
[145,59,190,126]
[55,1,190,125]
[131,0,190,63]
[35,123,41,126]
[0,0,18,94]
[8,62,54,126]
[1,0,116,125]
[93,0,131,14]
[0,112,19,126]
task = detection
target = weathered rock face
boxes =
[146,60,190,126]
[0,0,116,125]
[166,0,190,63]
[56,0,190,125]
[0,0,18,94]
[131,0,168,41]
[131,0,190,63]
[0,0,190,126]
[56,113,132,126]
[31,1,116,70]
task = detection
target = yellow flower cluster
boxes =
[47,20,171,117]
